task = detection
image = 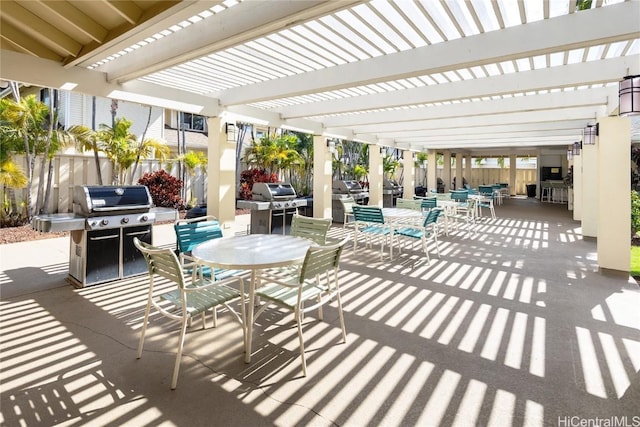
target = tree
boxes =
[173,150,207,205]
[68,124,103,184]
[97,117,169,185]
[0,93,73,217]
[244,131,303,178]
[0,94,48,218]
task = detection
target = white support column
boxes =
[454,152,463,189]
[573,152,582,221]
[509,154,517,196]
[443,150,451,192]
[313,135,332,219]
[465,154,472,188]
[581,141,598,238]
[428,150,437,193]
[206,117,236,236]
[369,146,383,207]
[597,116,631,273]
[403,150,415,198]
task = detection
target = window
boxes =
[40,88,59,108]
[180,113,206,132]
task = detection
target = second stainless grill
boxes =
[237,183,308,234]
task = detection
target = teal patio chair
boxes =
[174,216,240,281]
[414,196,437,211]
[352,205,393,260]
[395,208,442,263]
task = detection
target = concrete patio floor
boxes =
[1,198,639,426]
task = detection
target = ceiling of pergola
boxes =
[1,0,639,156]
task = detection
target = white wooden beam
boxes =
[217,1,640,105]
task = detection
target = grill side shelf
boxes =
[32,214,86,233]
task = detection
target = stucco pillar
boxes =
[509,154,517,196]
[428,150,437,193]
[454,152,463,189]
[206,116,236,236]
[442,150,451,192]
[581,141,598,238]
[573,152,582,221]
[597,116,631,273]
[403,150,415,198]
[313,135,332,219]
[369,146,383,207]
[465,154,472,188]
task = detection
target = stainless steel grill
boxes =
[383,178,403,207]
[237,182,308,234]
[332,180,369,223]
[32,185,176,287]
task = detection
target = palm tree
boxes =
[244,132,302,178]
[0,94,50,218]
[68,124,103,185]
[174,150,207,205]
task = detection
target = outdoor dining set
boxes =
[133,185,504,389]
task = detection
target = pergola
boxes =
[1,0,639,272]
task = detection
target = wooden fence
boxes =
[8,153,538,214]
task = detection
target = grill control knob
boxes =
[121,217,129,224]
[285,202,290,207]
[141,215,149,222]
[101,218,109,226]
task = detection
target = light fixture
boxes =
[380,147,386,158]
[326,139,336,154]
[583,123,598,145]
[567,145,573,160]
[619,75,640,116]
[225,122,236,142]
[572,141,581,156]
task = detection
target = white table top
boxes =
[192,234,312,270]
[381,207,424,219]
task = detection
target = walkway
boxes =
[1,199,638,426]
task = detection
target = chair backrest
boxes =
[450,190,469,201]
[290,214,332,245]
[465,198,477,216]
[414,196,437,210]
[396,198,422,210]
[174,216,222,255]
[352,205,385,224]
[299,239,346,285]
[423,208,442,227]
[339,196,356,214]
[478,185,494,195]
[134,238,186,289]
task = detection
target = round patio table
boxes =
[192,234,312,363]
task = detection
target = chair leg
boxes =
[336,293,347,343]
[171,316,189,390]
[137,300,152,359]
[296,310,307,376]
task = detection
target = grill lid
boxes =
[252,183,297,201]
[74,185,153,216]
[333,180,364,194]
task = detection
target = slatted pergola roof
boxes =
[1,0,639,155]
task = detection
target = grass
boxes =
[631,246,640,276]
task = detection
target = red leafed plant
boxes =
[138,170,185,209]
[239,168,278,200]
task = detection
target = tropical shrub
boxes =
[138,170,184,209]
[238,168,278,200]
[632,190,640,238]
